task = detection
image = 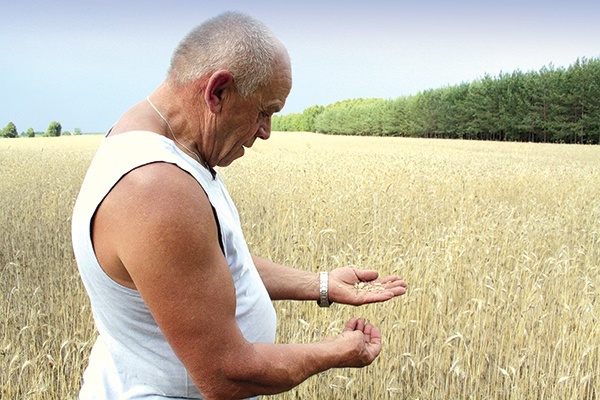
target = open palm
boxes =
[328,267,407,306]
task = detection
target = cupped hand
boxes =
[328,267,407,306]
[330,317,382,367]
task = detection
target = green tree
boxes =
[581,58,600,143]
[379,98,408,136]
[74,127,82,135]
[407,89,443,138]
[301,105,325,132]
[26,127,35,137]
[46,121,62,137]
[2,122,18,138]
[564,57,600,143]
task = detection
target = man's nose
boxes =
[256,119,271,140]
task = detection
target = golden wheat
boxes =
[1,133,598,399]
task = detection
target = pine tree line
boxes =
[273,57,600,144]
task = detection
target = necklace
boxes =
[146,96,204,166]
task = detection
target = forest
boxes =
[273,57,600,144]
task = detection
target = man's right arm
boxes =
[92,162,382,400]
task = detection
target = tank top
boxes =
[72,131,277,399]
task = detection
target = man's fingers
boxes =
[363,323,372,343]
[363,323,381,344]
[354,269,379,282]
[380,276,407,288]
[339,319,383,365]
[387,280,408,296]
[343,317,369,333]
[366,324,382,345]
[356,275,408,299]
[355,318,366,332]
[343,317,358,332]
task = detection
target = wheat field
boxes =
[1,133,598,399]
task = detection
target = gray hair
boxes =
[168,12,278,97]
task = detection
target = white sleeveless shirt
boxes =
[72,131,276,399]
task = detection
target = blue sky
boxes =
[1,0,599,133]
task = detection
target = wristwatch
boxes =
[317,271,331,307]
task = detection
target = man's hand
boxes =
[328,267,407,306]
[324,318,383,367]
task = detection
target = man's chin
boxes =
[217,149,244,167]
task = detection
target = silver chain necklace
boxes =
[146,96,204,166]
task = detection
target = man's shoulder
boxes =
[105,162,211,224]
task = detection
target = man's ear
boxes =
[205,70,234,114]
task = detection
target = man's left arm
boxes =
[252,255,407,305]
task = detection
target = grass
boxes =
[1,133,598,399]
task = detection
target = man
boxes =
[72,11,407,399]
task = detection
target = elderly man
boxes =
[72,11,407,400]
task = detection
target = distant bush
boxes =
[2,122,18,138]
[46,121,62,137]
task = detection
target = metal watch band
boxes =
[317,271,331,307]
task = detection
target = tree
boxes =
[301,105,324,132]
[2,122,18,138]
[74,127,82,135]
[26,127,35,137]
[564,57,600,144]
[46,121,62,137]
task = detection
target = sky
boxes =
[1,0,599,133]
